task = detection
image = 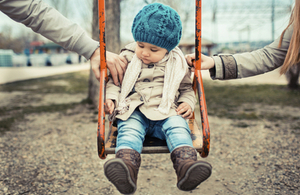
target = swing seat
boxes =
[104,118,203,154]
[97,0,209,159]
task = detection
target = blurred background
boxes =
[1,0,297,101]
[0,0,293,67]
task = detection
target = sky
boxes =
[200,0,293,43]
[0,0,294,44]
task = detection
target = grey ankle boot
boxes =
[104,149,141,194]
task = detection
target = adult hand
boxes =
[106,51,128,85]
[185,53,215,70]
[185,53,195,67]
[90,48,128,85]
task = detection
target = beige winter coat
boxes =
[0,0,98,59]
[106,42,196,121]
[211,25,294,80]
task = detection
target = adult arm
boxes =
[210,25,292,80]
[0,0,98,59]
[0,0,128,84]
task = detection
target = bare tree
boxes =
[45,0,93,33]
[46,0,72,18]
[88,0,122,106]
[0,26,38,53]
[75,0,93,35]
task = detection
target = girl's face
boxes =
[135,42,168,64]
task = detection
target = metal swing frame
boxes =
[97,0,209,160]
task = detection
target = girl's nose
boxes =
[142,50,149,57]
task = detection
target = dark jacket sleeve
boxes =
[211,25,292,80]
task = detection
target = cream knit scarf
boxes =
[115,46,188,115]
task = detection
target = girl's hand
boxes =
[176,102,193,119]
[105,99,115,114]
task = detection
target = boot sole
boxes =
[177,161,212,191]
[104,158,136,194]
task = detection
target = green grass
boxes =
[203,83,300,120]
[0,103,84,135]
[0,71,89,94]
[0,71,90,135]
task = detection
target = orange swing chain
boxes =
[195,0,210,157]
[97,0,107,159]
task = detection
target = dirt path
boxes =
[0,73,299,195]
[0,64,90,85]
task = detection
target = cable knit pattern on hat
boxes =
[131,3,182,52]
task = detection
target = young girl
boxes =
[104,3,212,194]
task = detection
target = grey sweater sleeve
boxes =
[211,25,292,80]
[0,0,99,59]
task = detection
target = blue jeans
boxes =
[116,110,193,153]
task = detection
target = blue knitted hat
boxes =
[131,3,182,52]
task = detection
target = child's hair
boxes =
[131,3,182,52]
[278,0,300,74]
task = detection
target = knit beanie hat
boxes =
[131,3,182,52]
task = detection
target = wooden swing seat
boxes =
[104,119,203,154]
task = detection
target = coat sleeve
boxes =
[105,45,134,104]
[0,0,98,59]
[210,25,293,80]
[177,69,197,111]
[106,76,121,105]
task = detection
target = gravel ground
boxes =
[0,84,299,195]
